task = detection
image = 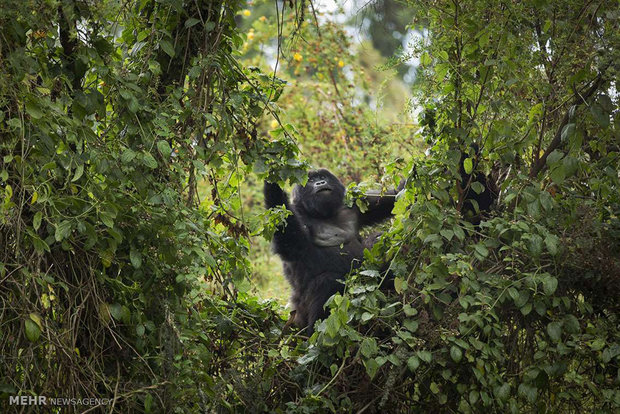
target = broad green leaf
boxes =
[109,303,123,320]
[121,148,136,164]
[55,220,72,242]
[542,275,558,295]
[407,356,420,371]
[364,358,380,379]
[547,321,562,342]
[496,383,510,401]
[360,338,378,358]
[185,18,200,28]
[440,229,454,241]
[143,153,158,169]
[420,52,431,66]
[546,150,563,165]
[130,248,142,269]
[450,346,463,362]
[403,319,418,332]
[418,350,432,363]
[463,157,473,174]
[160,39,175,57]
[473,243,489,258]
[72,164,84,182]
[157,140,172,158]
[26,100,43,119]
[560,123,575,141]
[33,212,42,231]
[563,314,580,334]
[471,181,485,194]
[24,318,41,342]
[550,165,565,185]
[590,103,609,127]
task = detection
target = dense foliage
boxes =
[1,0,618,413]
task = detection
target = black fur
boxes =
[264,169,399,335]
[459,144,498,224]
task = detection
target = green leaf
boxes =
[143,153,158,169]
[55,220,72,242]
[550,165,565,185]
[440,229,454,241]
[360,338,378,358]
[454,226,465,241]
[473,243,489,258]
[144,393,153,413]
[130,248,142,269]
[542,275,558,295]
[545,234,559,255]
[418,350,432,363]
[109,303,123,320]
[547,321,562,342]
[33,211,42,231]
[136,324,145,336]
[590,103,609,127]
[563,314,580,334]
[518,384,537,403]
[420,52,431,66]
[450,346,463,362]
[527,234,543,257]
[496,383,510,402]
[24,318,42,342]
[394,277,408,293]
[100,212,114,228]
[403,319,418,332]
[31,233,50,253]
[72,164,84,182]
[121,148,136,164]
[361,312,374,322]
[26,100,43,119]
[185,18,200,28]
[160,39,175,57]
[560,123,575,141]
[471,181,485,194]
[364,358,380,379]
[463,157,473,174]
[407,356,420,372]
[546,150,563,165]
[157,140,172,158]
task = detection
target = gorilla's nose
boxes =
[315,180,327,187]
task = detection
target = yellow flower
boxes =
[293,52,303,62]
[247,32,255,40]
[259,16,267,22]
[270,119,279,129]
[338,60,345,68]
[242,9,251,17]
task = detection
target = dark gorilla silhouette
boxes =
[459,144,499,224]
[264,169,400,335]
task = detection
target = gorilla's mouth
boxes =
[316,188,332,194]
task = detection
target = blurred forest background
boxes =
[1,0,619,412]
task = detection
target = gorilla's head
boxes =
[292,169,345,218]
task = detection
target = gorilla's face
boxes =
[293,169,345,218]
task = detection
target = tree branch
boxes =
[528,73,605,178]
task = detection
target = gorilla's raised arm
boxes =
[263,181,310,261]
[357,180,404,227]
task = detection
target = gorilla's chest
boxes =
[308,208,359,247]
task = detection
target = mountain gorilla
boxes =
[264,169,401,335]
